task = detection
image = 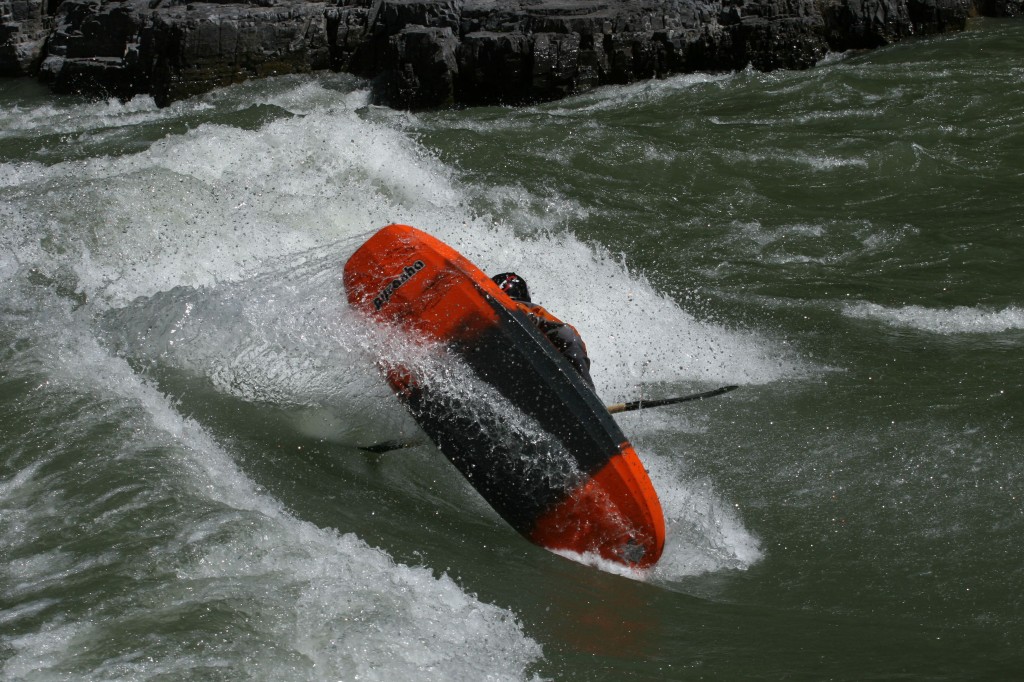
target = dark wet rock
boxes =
[31,0,332,105]
[386,24,460,107]
[0,0,49,76]
[0,0,1005,109]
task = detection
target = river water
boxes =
[2,17,1022,681]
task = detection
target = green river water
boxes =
[2,17,1022,681]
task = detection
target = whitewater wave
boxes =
[0,282,544,681]
[844,302,1024,334]
[1,72,793,619]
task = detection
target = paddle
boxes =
[606,384,739,414]
[359,384,739,454]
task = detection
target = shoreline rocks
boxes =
[1,0,1019,109]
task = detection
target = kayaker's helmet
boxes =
[491,272,530,302]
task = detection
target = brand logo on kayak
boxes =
[373,260,426,310]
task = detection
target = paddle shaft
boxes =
[360,385,739,453]
[605,384,739,414]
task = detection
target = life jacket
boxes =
[513,300,594,388]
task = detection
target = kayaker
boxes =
[491,272,595,388]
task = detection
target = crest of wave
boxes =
[845,302,1024,334]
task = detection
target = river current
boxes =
[2,18,1022,681]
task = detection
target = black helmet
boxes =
[491,272,530,302]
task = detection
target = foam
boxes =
[0,290,544,681]
[645,453,763,579]
[1,84,459,309]
[715,219,917,268]
[178,521,543,681]
[0,93,164,139]
[543,72,734,115]
[844,301,1024,334]
[3,74,794,603]
[2,622,85,681]
[730,149,869,171]
[432,226,800,395]
[549,448,764,582]
[6,72,797,392]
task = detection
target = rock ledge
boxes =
[1,0,1018,108]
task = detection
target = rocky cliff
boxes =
[1,0,1019,109]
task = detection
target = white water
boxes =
[844,301,1024,334]
[1,75,811,678]
[1,275,548,679]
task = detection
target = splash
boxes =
[2,73,796,602]
[646,456,763,579]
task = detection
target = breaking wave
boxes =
[844,302,1024,334]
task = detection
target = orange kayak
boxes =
[344,224,665,569]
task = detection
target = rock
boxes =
[457,30,531,103]
[0,0,50,76]
[37,0,148,99]
[383,24,460,107]
[28,0,331,104]
[144,2,332,106]
[972,0,1022,14]
[0,0,1005,109]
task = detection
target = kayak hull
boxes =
[344,224,665,568]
